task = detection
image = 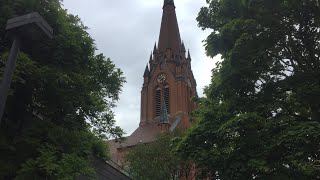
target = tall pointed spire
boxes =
[158,0,181,53]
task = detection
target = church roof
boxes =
[108,123,160,161]
[108,124,156,160]
[109,113,186,148]
[108,113,191,163]
[121,123,160,147]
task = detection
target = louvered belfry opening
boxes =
[156,88,161,116]
[164,85,170,114]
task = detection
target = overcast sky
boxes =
[63,0,220,135]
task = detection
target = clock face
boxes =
[157,73,166,83]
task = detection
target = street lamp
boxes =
[0,12,53,124]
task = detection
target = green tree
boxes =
[0,0,125,179]
[126,133,195,180]
[178,0,320,179]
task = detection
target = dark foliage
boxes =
[178,0,320,179]
[0,0,125,179]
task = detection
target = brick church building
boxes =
[109,0,198,171]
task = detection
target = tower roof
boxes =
[158,0,181,53]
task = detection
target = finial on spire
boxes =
[187,49,191,61]
[149,52,153,61]
[149,52,153,69]
[164,0,175,7]
[153,42,158,54]
[181,41,186,53]
[143,64,150,77]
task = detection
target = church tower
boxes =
[109,0,198,169]
[140,0,197,127]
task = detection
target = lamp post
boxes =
[0,12,53,124]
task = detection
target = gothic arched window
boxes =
[164,85,170,114]
[156,87,161,116]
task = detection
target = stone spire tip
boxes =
[143,64,150,77]
[181,41,186,52]
[164,0,175,7]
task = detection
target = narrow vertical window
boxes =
[156,88,161,116]
[164,85,170,114]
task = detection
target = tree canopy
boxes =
[0,0,125,179]
[177,0,320,179]
[126,132,195,180]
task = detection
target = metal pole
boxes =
[0,37,21,124]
